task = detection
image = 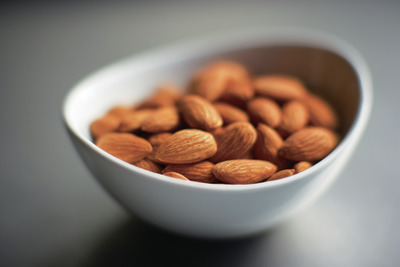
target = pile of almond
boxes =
[90,61,340,184]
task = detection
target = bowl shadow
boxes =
[82,216,279,267]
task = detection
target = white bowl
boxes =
[62,28,373,239]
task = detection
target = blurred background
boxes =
[1,0,399,266]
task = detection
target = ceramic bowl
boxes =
[62,28,372,238]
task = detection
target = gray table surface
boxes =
[1,1,399,266]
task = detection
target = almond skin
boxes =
[188,61,232,101]
[178,95,223,131]
[302,94,339,130]
[221,74,254,102]
[294,161,313,174]
[163,171,190,181]
[254,123,289,169]
[107,106,133,118]
[253,75,308,101]
[280,100,309,134]
[148,132,173,146]
[136,83,182,109]
[189,61,251,102]
[141,106,180,133]
[147,132,173,163]
[247,97,282,128]
[133,158,162,173]
[96,132,153,163]
[119,109,153,132]
[217,60,248,77]
[213,102,249,125]
[267,169,295,181]
[279,127,339,161]
[90,114,121,140]
[210,122,257,163]
[212,159,277,184]
[163,161,218,183]
[155,129,217,164]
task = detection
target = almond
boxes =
[253,123,289,169]
[90,114,121,140]
[294,161,313,174]
[279,127,339,161]
[303,94,338,130]
[178,95,223,131]
[133,158,162,173]
[155,129,217,164]
[213,102,249,125]
[253,75,308,101]
[247,97,282,128]
[141,106,180,133]
[119,109,153,132]
[279,100,309,134]
[212,159,277,184]
[147,132,173,163]
[210,122,257,163]
[163,161,218,183]
[218,60,248,77]
[136,83,182,109]
[107,106,134,118]
[148,132,173,146]
[188,61,232,101]
[163,171,189,181]
[221,74,254,102]
[267,169,295,181]
[96,132,153,163]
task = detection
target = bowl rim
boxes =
[62,27,373,192]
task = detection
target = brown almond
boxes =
[107,106,133,118]
[148,132,173,146]
[147,132,173,163]
[253,75,308,101]
[189,61,251,102]
[141,106,180,133]
[221,74,254,102]
[178,95,223,131]
[210,122,257,163]
[136,83,182,109]
[294,161,313,174]
[119,109,153,132]
[90,114,121,140]
[303,94,339,130]
[163,161,218,183]
[96,132,153,163]
[163,172,190,181]
[267,169,295,181]
[212,159,277,184]
[253,124,290,169]
[279,100,310,134]
[279,127,339,161]
[217,60,248,77]
[188,61,232,101]
[213,102,249,125]
[133,158,162,173]
[247,97,282,128]
[155,129,217,164]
